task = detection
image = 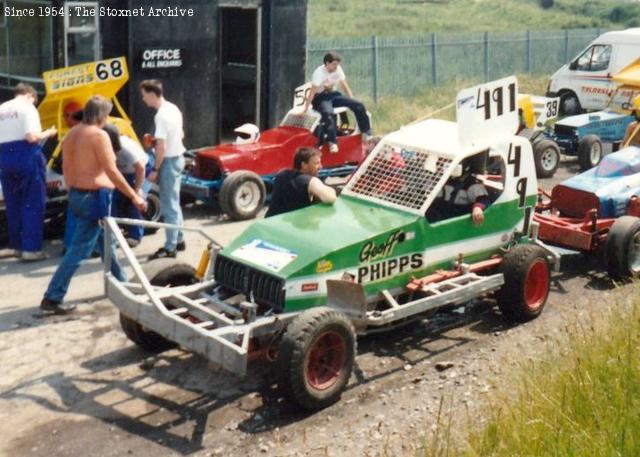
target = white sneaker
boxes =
[22,250,48,261]
[329,143,339,154]
[0,249,21,259]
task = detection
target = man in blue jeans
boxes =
[139,80,186,259]
[40,96,146,315]
[303,51,373,153]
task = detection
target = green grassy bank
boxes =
[309,0,640,38]
[428,293,640,456]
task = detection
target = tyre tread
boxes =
[278,307,356,411]
[497,244,550,322]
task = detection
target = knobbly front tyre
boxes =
[277,307,356,411]
[497,244,551,322]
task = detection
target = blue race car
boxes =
[551,145,640,218]
[547,110,636,172]
[534,145,640,279]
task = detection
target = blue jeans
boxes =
[111,173,144,241]
[158,155,184,250]
[312,91,371,144]
[0,140,46,252]
[44,188,126,303]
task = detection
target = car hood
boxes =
[220,196,419,278]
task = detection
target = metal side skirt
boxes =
[327,273,504,329]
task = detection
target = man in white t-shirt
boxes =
[103,124,149,247]
[303,51,372,154]
[140,79,186,259]
[0,83,57,260]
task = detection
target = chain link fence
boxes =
[308,28,611,102]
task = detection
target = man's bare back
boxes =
[62,124,116,190]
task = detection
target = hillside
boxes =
[308,0,640,38]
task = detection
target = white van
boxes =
[547,28,640,115]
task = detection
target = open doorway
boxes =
[219,7,260,142]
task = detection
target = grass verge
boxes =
[308,0,640,38]
[427,291,640,457]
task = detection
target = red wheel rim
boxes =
[523,259,549,310]
[305,330,347,391]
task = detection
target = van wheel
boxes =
[604,216,640,279]
[559,91,581,116]
[532,139,560,179]
[219,170,266,220]
[577,135,603,171]
[497,245,550,322]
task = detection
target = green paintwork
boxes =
[223,195,418,277]
[221,193,537,313]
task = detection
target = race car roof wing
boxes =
[38,57,131,135]
[611,58,640,89]
[456,76,519,149]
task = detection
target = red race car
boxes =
[181,93,369,220]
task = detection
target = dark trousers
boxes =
[0,140,45,252]
[312,91,371,144]
[111,173,144,241]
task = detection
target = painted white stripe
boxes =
[286,226,520,299]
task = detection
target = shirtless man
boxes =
[40,96,145,315]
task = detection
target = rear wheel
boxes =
[577,135,603,171]
[142,190,162,234]
[278,307,356,411]
[604,216,640,279]
[497,245,550,322]
[219,170,266,220]
[532,139,561,179]
[120,259,197,352]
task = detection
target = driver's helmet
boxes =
[461,151,488,177]
[234,123,260,144]
[63,101,83,127]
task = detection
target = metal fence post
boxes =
[431,32,437,86]
[526,30,531,74]
[372,35,379,103]
[484,31,489,82]
[564,29,569,62]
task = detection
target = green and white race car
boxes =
[105,76,553,411]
